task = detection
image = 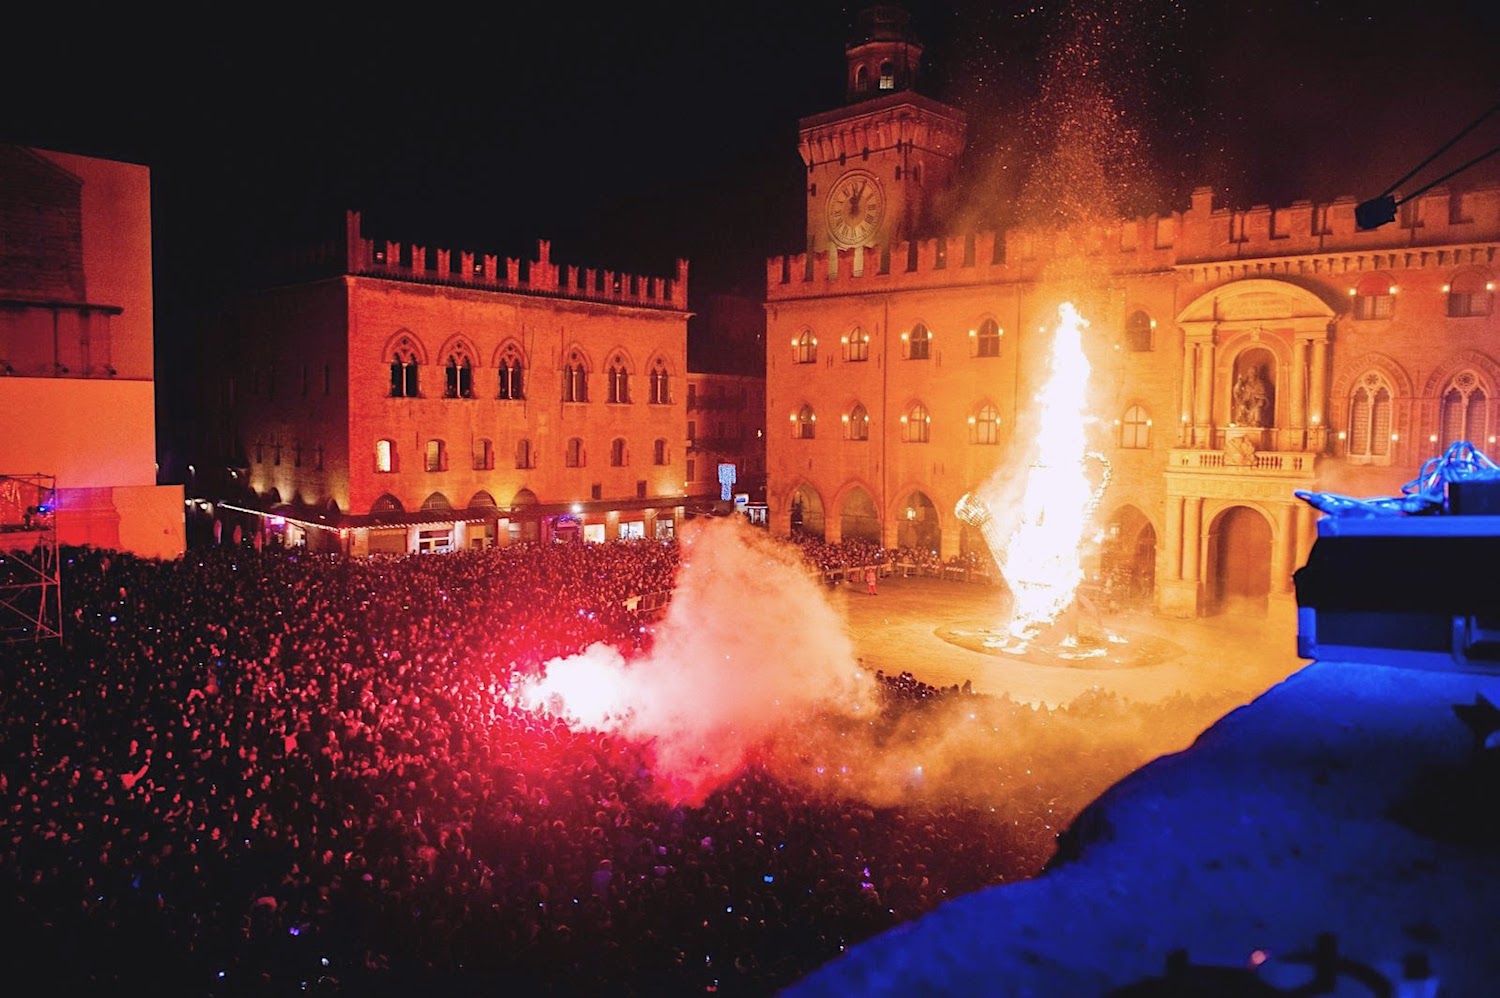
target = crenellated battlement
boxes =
[338,211,688,311]
[767,184,1500,300]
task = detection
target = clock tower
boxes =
[800,5,967,255]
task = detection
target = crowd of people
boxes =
[0,538,1238,995]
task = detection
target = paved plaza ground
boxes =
[832,574,1308,708]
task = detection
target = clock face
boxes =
[826,170,885,247]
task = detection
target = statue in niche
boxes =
[1231,364,1272,427]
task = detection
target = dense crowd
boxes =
[1,538,1239,995]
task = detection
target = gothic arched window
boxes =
[1347,372,1393,462]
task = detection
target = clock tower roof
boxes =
[843,4,925,104]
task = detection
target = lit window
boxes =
[908,323,931,360]
[795,404,816,439]
[563,354,589,402]
[1121,405,1150,449]
[975,319,1001,358]
[497,347,526,400]
[846,326,870,362]
[1447,271,1494,318]
[445,352,474,398]
[847,402,870,441]
[649,359,671,404]
[1346,373,1393,464]
[1439,371,1488,450]
[1124,311,1153,352]
[425,439,445,472]
[375,439,394,473]
[795,329,818,364]
[973,404,999,445]
[1351,274,1395,320]
[904,403,930,442]
[389,341,420,397]
[608,357,631,404]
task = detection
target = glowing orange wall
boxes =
[1,379,159,485]
[29,149,155,379]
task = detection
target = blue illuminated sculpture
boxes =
[1293,440,1500,670]
[1295,440,1500,517]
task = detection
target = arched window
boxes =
[1125,311,1154,352]
[565,437,585,468]
[425,439,446,472]
[497,345,526,400]
[649,358,671,404]
[854,64,870,93]
[903,402,930,442]
[1347,372,1393,462]
[607,355,631,404]
[1440,371,1489,449]
[794,404,816,439]
[516,438,534,470]
[375,439,395,473]
[795,329,817,364]
[610,438,628,467]
[845,326,870,362]
[653,438,668,465]
[473,438,494,470]
[846,402,870,441]
[974,319,1001,358]
[563,353,589,403]
[444,353,474,398]
[906,323,931,360]
[1352,273,1396,320]
[390,350,419,397]
[1120,405,1150,449]
[1447,269,1495,318]
[971,403,999,445]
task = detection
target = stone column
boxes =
[1290,337,1308,448]
[940,522,960,561]
[1308,337,1330,449]
[1164,495,1184,580]
[1271,501,1294,594]
[1194,339,1216,447]
[1182,496,1203,582]
[882,515,901,552]
[824,515,844,545]
[1179,344,1196,446]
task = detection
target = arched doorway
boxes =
[1207,505,1272,614]
[895,491,939,554]
[510,488,540,543]
[840,486,880,542]
[1101,506,1157,607]
[789,483,825,539]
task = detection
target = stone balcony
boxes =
[1167,448,1319,478]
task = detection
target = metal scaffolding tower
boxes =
[0,473,62,642]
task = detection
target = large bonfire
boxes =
[959,301,1109,650]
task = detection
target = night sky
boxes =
[7,1,1500,325]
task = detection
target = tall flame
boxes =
[1001,301,1097,640]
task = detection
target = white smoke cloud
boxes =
[515,517,876,803]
